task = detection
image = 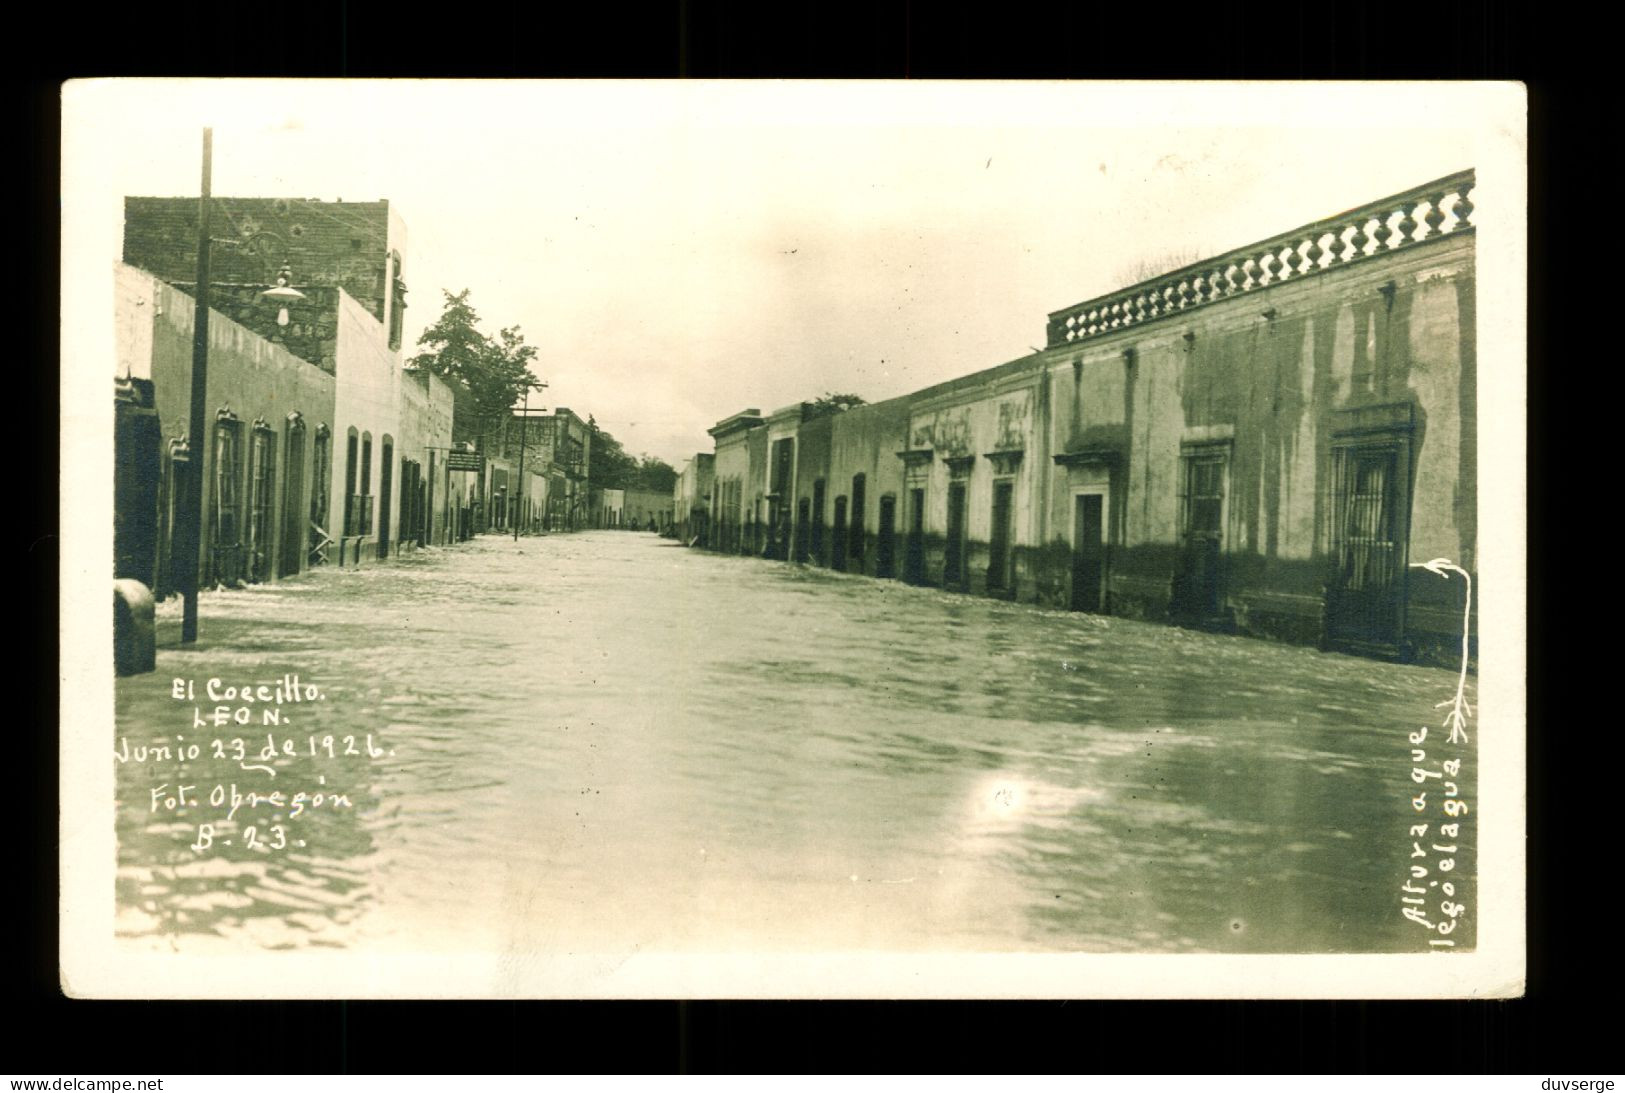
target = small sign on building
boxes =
[446,450,485,473]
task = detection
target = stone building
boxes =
[695,170,1479,664]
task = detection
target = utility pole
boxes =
[514,379,548,541]
[180,128,213,643]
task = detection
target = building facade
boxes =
[620,489,673,532]
[824,396,910,578]
[694,170,1479,665]
[117,195,474,597]
[115,263,337,595]
[707,410,764,555]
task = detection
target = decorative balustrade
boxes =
[1045,169,1475,349]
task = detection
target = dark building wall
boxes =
[163,282,341,373]
[114,377,162,586]
[124,196,398,327]
[790,414,832,564]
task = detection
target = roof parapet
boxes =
[1046,168,1476,349]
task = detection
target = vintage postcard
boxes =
[60,79,1526,998]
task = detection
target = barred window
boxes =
[246,421,276,579]
[213,416,243,546]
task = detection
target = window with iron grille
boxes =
[213,417,242,548]
[246,422,275,581]
[211,413,244,584]
[311,425,331,533]
[1333,448,1398,591]
[1325,434,1411,651]
[343,428,359,536]
[1183,455,1225,546]
[359,432,374,536]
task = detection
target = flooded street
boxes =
[114,531,1475,955]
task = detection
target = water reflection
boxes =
[115,532,1475,954]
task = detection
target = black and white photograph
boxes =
[60,79,1526,999]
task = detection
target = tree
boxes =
[806,392,866,419]
[586,421,639,491]
[1116,247,1209,287]
[411,289,539,448]
[635,455,678,494]
[583,420,677,494]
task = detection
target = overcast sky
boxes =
[65,80,1520,467]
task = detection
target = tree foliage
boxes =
[586,419,678,493]
[1116,247,1209,287]
[587,424,640,491]
[807,391,867,419]
[411,289,539,447]
[636,455,678,494]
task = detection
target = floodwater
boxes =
[114,531,1476,954]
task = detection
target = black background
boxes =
[19,0,1581,1074]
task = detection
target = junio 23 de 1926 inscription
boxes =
[114,676,393,855]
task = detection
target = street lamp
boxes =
[260,263,306,327]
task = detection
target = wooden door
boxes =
[1072,492,1105,612]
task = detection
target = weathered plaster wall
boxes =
[1040,232,1476,658]
[123,265,336,591]
[821,397,910,577]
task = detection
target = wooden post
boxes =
[180,128,212,643]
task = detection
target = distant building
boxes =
[592,488,626,528]
[706,409,764,554]
[621,489,672,533]
[673,454,715,544]
[497,406,593,531]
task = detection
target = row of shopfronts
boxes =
[686,170,1480,665]
[486,409,594,536]
[113,261,477,598]
[113,196,602,602]
[112,261,593,601]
